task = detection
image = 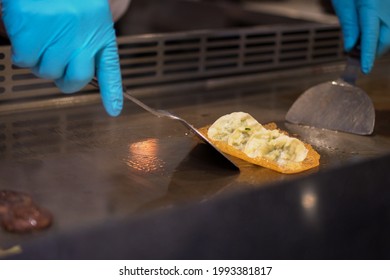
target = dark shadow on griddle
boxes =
[373,110,390,137]
[136,143,239,212]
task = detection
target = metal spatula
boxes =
[90,78,240,171]
[285,50,375,135]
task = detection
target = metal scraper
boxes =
[285,51,375,135]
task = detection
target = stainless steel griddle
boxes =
[1,0,390,259]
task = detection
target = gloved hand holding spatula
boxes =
[1,0,123,117]
[332,0,390,73]
[286,1,381,135]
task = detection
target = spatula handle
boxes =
[341,44,361,85]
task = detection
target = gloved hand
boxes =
[332,0,390,74]
[1,0,123,117]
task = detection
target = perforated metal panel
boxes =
[0,23,342,104]
[117,24,342,89]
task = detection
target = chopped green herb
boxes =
[245,127,251,131]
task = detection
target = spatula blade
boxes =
[285,80,375,135]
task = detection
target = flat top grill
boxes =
[0,3,389,257]
[1,57,390,258]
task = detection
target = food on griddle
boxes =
[1,204,52,233]
[200,112,320,174]
[0,190,32,210]
[0,190,52,233]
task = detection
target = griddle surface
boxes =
[1,61,390,258]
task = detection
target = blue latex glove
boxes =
[332,0,390,74]
[1,0,123,116]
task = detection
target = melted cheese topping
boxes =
[208,112,308,165]
[207,112,263,142]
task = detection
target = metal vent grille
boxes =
[0,23,342,103]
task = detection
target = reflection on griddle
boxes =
[125,138,166,174]
[299,182,320,230]
[302,191,317,209]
